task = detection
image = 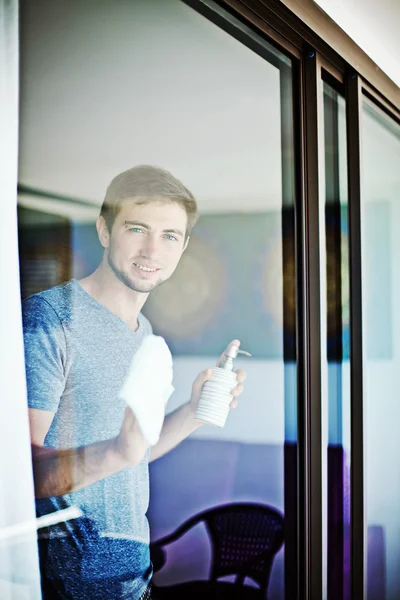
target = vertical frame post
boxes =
[345,72,365,600]
[298,48,324,600]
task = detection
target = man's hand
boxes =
[149,340,247,462]
[113,407,149,467]
[189,339,247,412]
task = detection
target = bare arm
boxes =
[149,401,203,463]
[29,407,149,499]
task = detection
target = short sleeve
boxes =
[22,295,67,413]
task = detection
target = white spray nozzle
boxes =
[221,343,251,370]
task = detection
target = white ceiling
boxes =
[314,0,400,87]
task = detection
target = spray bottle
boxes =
[195,341,251,427]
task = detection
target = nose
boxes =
[139,234,160,260]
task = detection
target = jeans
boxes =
[38,517,152,600]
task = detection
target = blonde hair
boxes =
[100,165,198,236]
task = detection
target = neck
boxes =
[78,261,148,330]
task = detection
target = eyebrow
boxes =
[124,221,185,238]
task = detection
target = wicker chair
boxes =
[151,502,284,599]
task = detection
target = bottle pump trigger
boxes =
[220,343,251,371]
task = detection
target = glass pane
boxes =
[322,81,351,600]
[361,98,400,600]
[18,1,298,598]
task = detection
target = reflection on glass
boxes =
[322,82,351,600]
[18,0,297,598]
[362,98,400,600]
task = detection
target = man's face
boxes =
[102,200,189,294]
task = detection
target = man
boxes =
[23,165,246,599]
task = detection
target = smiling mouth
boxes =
[133,262,160,273]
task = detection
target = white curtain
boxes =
[0,0,42,597]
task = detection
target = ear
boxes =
[182,236,190,252]
[96,216,110,249]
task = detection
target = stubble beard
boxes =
[107,252,163,294]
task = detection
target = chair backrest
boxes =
[202,503,284,592]
[153,502,284,595]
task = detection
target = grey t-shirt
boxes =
[23,279,153,598]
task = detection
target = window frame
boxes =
[184,2,399,599]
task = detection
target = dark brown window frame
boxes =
[184,2,398,599]
[264,0,400,114]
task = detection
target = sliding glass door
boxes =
[18,1,300,598]
[13,1,400,599]
[361,98,400,600]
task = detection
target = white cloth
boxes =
[119,334,174,445]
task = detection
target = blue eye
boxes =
[164,234,178,242]
[129,227,144,234]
